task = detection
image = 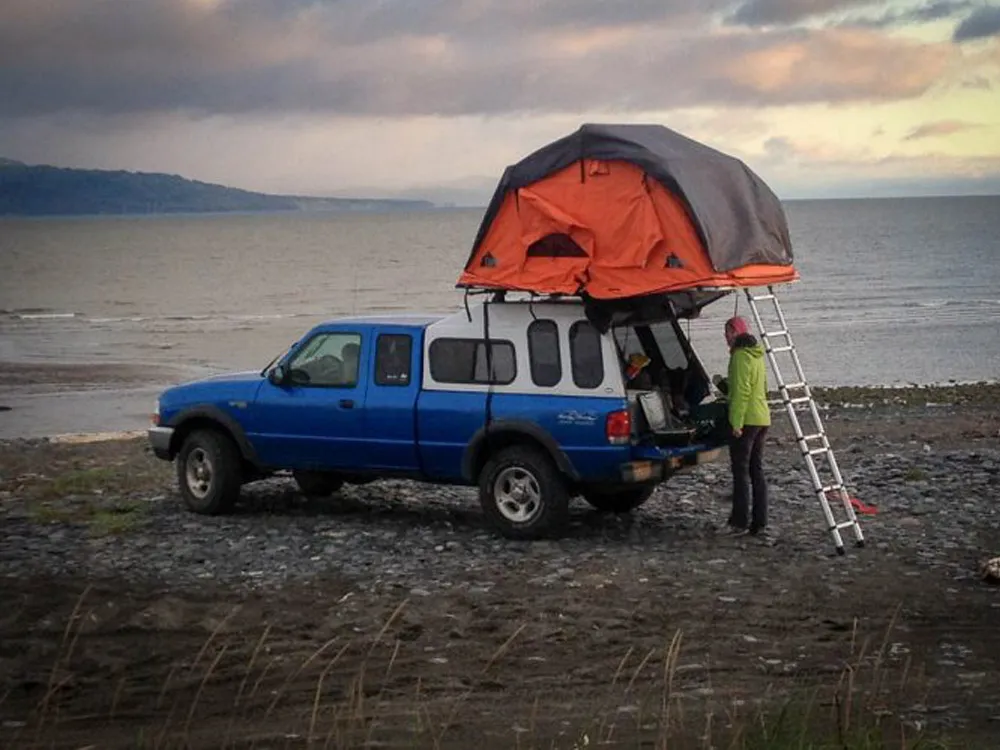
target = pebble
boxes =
[0,441,998,597]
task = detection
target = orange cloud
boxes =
[725,28,955,102]
[904,120,979,140]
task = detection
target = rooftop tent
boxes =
[457,123,798,302]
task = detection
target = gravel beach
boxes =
[1,384,999,748]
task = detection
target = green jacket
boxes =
[727,335,771,429]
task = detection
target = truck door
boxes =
[361,329,421,471]
[250,329,369,469]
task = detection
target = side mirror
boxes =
[268,365,286,386]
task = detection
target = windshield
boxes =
[260,341,297,375]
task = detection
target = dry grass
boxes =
[1,590,984,750]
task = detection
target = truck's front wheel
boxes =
[177,429,242,514]
[582,486,655,514]
[478,446,569,539]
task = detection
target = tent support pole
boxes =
[482,297,494,433]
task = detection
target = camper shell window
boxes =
[569,321,604,389]
[429,338,517,385]
[527,319,562,387]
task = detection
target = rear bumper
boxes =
[620,445,723,483]
[148,426,174,460]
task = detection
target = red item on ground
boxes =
[826,490,877,515]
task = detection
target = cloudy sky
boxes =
[1,0,998,203]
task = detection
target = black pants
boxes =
[729,426,769,530]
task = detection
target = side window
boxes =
[570,321,604,389]
[650,322,690,370]
[375,334,412,386]
[287,332,362,387]
[429,339,516,385]
[528,319,562,387]
[613,327,647,363]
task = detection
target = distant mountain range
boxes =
[0,159,435,216]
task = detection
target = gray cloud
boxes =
[954,5,1000,41]
[0,0,954,119]
[846,1,978,28]
[727,0,874,26]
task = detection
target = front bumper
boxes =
[148,426,174,460]
[620,445,723,483]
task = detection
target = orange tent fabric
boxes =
[458,158,797,300]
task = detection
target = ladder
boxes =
[743,286,865,555]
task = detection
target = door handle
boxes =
[339,399,354,409]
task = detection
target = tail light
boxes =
[606,409,631,445]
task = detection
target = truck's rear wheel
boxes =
[177,429,242,514]
[582,486,655,514]
[478,446,569,540]
[293,470,344,498]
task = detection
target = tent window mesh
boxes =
[526,233,588,258]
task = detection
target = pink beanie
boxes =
[725,316,750,335]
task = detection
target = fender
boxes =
[166,405,261,465]
[461,420,580,482]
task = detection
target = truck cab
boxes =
[149,298,727,539]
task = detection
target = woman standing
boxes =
[724,316,771,536]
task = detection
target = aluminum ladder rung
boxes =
[751,293,776,302]
[821,484,844,494]
[787,396,812,405]
[771,345,794,354]
[781,382,807,391]
[761,329,789,338]
[801,432,824,441]
[808,447,829,456]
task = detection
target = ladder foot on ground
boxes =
[745,286,866,555]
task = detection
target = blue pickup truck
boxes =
[149,298,726,539]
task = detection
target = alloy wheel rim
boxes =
[494,466,542,524]
[185,448,213,500]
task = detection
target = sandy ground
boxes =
[0,372,999,748]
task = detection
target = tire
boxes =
[478,446,569,540]
[293,470,344,498]
[582,486,656,514]
[176,429,243,514]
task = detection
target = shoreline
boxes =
[2,363,999,443]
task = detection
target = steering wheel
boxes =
[312,355,343,381]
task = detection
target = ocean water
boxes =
[1,196,998,411]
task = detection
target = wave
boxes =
[904,299,1000,309]
[13,312,80,320]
